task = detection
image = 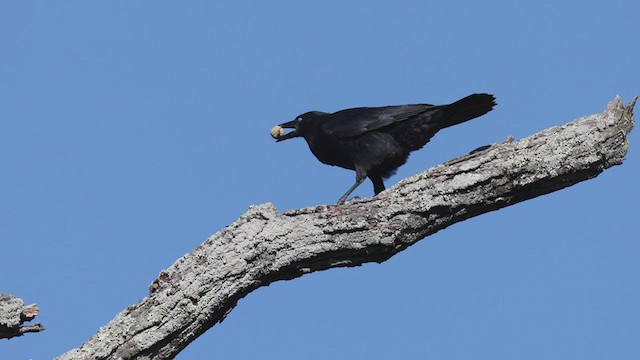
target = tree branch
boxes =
[57,96,636,360]
[0,293,44,340]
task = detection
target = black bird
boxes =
[273,93,496,204]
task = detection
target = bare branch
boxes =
[0,293,45,340]
[57,96,636,360]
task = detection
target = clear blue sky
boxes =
[1,2,638,359]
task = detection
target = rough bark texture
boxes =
[0,293,44,339]
[57,97,635,360]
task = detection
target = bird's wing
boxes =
[321,104,437,137]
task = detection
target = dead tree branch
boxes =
[57,96,635,359]
[0,293,44,340]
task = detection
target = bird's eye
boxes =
[297,117,302,122]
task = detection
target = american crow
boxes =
[273,93,496,204]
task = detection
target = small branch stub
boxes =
[0,293,45,340]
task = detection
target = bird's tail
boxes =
[439,93,497,129]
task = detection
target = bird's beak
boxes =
[275,119,299,142]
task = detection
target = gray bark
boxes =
[57,96,635,359]
[0,293,44,339]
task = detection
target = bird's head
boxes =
[272,111,324,142]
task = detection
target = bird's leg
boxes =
[337,171,367,205]
[369,175,385,195]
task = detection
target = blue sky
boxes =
[1,2,638,359]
